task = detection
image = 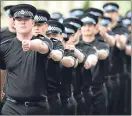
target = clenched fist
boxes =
[22,40,31,51]
[84,60,92,69]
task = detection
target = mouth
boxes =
[21,27,26,29]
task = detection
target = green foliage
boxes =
[83,0,90,10]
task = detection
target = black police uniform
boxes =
[0,4,54,115]
[0,35,53,115]
[60,49,77,115]
[60,24,78,115]
[106,23,129,115]
[45,20,64,115]
[45,38,64,115]
[79,37,109,115]
[73,38,99,115]
[123,36,131,115]
[116,34,131,115]
[102,3,129,114]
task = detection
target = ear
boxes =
[95,24,99,30]
[32,20,35,26]
[13,20,16,29]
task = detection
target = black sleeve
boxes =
[97,41,110,51]
[117,26,129,36]
[126,35,131,45]
[0,59,6,70]
[42,38,53,54]
[0,51,6,70]
[64,49,77,59]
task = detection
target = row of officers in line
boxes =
[0,2,131,115]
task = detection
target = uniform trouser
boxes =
[48,93,62,115]
[61,95,77,115]
[91,84,108,115]
[116,75,131,115]
[105,76,120,115]
[73,92,87,115]
[1,99,49,115]
[83,87,93,115]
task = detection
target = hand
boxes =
[99,26,108,36]
[115,34,120,41]
[126,45,132,55]
[84,60,91,69]
[22,40,31,51]
[1,91,5,100]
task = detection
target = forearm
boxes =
[97,49,109,60]
[84,54,98,69]
[116,35,127,50]
[60,56,75,67]
[102,33,115,47]
[30,39,49,54]
[51,50,63,61]
[0,70,6,101]
[74,48,85,63]
[125,45,131,56]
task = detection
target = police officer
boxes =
[60,23,78,115]
[63,17,87,115]
[121,14,131,115]
[103,2,129,114]
[123,34,131,114]
[0,4,53,115]
[45,20,64,115]
[32,9,50,37]
[80,12,109,115]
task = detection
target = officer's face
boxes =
[14,18,34,34]
[32,23,48,36]
[81,23,96,36]
[104,12,119,22]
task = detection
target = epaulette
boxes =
[0,39,12,45]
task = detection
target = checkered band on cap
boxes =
[69,22,81,28]
[65,27,75,34]
[89,11,102,17]
[14,9,34,18]
[81,16,96,24]
[104,5,118,12]
[34,15,47,22]
[48,25,62,33]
